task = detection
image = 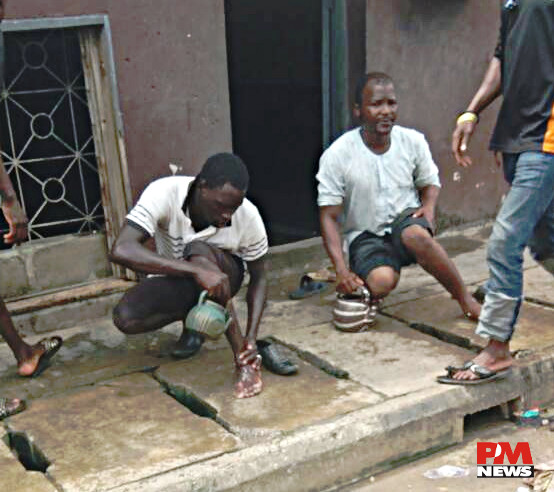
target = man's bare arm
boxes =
[452,57,502,167]
[319,205,363,293]
[109,224,231,299]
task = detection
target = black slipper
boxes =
[0,397,26,419]
[171,329,204,359]
[256,340,298,375]
[437,363,512,385]
[30,336,63,378]
[289,275,328,300]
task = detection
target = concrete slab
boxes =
[0,432,57,492]
[6,373,239,492]
[383,292,554,353]
[268,317,475,397]
[155,348,381,437]
[0,318,184,400]
[524,265,554,307]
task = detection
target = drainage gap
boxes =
[406,320,482,352]
[463,401,517,439]
[3,431,50,472]
[152,374,218,420]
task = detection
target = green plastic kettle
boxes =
[185,290,231,340]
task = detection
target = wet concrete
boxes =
[155,348,381,438]
[0,431,57,491]
[5,374,238,492]
[270,317,474,398]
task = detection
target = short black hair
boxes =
[354,72,394,106]
[196,152,249,191]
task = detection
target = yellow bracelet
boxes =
[456,112,479,125]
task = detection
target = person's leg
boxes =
[366,265,399,299]
[528,193,554,275]
[0,297,61,376]
[399,225,481,319]
[453,151,554,381]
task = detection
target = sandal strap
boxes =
[39,336,62,351]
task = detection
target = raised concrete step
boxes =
[8,278,133,338]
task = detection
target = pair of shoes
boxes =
[172,329,204,359]
[256,339,298,375]
[0,397,26,419]
[26,336,63,378]
[437,360,512,385]
[289,275,329,300]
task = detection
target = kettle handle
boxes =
[198,290,209,305]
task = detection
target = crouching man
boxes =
[110,153,268,398]
[317,72,481,326]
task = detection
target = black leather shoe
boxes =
[171,329,204,359]
[256,339,298,376]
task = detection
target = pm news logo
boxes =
[477,442,534,478]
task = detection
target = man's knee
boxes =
[185,241,219,263]
[401,225,433,253]
[112,302,140,334]
[367,267,398,297]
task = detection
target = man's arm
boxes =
[0,156,27,244]
[319,205,364,293]
[109,223,231,300]
[452,57,502,167]
[413,185,440,232]
[244,257,267,343]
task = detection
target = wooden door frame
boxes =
[3,15,132,278]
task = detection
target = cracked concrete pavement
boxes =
[0,224,553,491]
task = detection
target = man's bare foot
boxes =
[459,292,481,321]
[235,363,262,398]
[16,337,63,377]
[452,340,512,381]
[17,344,46,376]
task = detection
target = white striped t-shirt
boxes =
[126,176,268,262]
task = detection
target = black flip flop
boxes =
[289,275,328,300]
[437,363,512,385]
[0,397,26,419]
[30,336,63,378]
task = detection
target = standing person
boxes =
[317,72,481,328]
[110,153,277,398]
[441,0,554,384]
[0,0,63,419]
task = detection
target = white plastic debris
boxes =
[423,465,469,479]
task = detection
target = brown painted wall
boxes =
[365,0,507,227]
[6,0,232,201]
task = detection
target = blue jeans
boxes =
[477,151,554,342]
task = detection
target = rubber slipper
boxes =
[256,339,298,375]
[437,363,512,385]
[289,275,329,300]
[29,336,63,378]
[0,397,26,419]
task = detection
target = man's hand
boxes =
[452,120,477,168]
[236,340,261,367]
[193,268,231,303]
[2,199,28,245]
[412,205,435,232]
[336,269,364,294]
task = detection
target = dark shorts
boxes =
[349,207,433,281]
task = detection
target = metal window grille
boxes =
[0,28,104,244]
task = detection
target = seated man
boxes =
[317,72,481,325]
[110,153,273,398]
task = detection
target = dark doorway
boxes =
[225,0,323,245]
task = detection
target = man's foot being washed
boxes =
[234,342,263,398]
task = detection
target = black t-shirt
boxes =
[490,0,554,154]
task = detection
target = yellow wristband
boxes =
[456,112,479,125]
